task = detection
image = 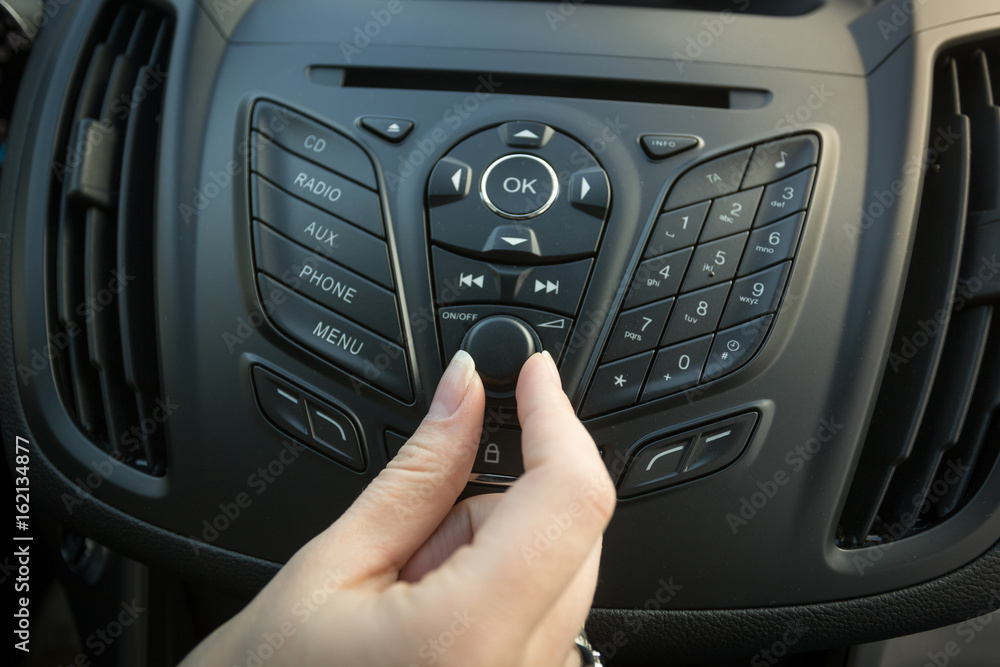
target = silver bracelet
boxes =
[574,630,603,667]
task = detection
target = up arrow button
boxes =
[499,121,554,148]
[569,167,610,218]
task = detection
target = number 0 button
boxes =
[641,335,713,401]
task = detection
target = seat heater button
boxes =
[480,153,559,219]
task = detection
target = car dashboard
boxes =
[3,0,1000,664]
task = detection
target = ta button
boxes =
[480,153,559,219]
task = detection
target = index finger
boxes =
[413,352,616,634]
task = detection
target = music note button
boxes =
[742,134,819,189]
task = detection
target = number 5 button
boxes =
[719,262,790,328]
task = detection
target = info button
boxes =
[480,154,558,219]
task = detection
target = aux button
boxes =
[480,154,559,219]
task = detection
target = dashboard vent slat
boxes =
[47,2,173,476]
[838,42,1000,548]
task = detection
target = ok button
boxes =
[480,153,559,219]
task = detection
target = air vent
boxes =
[47,2,173,475]
[837,39,1000,548]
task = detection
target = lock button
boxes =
[471,428,525,478]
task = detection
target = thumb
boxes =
[310,350,485,581]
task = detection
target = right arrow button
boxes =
[569,167,610,218]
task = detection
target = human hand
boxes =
[180,350,615,667]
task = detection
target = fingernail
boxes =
[427,350,476,419]
[541,350,561,383]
